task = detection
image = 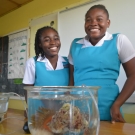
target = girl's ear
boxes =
[107,19,111,28]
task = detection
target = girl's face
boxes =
[85,8,110,45]
[39,28,61,58]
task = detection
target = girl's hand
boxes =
[110,104,125,123]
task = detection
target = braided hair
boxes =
[85,4,109,19]
[34,26,58,60]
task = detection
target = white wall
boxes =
[58,0,135,96]
[29,13,58,57]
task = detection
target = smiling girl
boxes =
[68,4,135,123]
[23,26,69,86]
[22,26,69,133]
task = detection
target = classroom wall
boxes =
[0,0,91,36]
[0,0,92,110]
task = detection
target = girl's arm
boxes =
[111,57,135,123]
[69,64,74,86]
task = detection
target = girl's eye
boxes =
[97,18,103,22]
[54,37,60,41]
[85,18,91,22]
[44,38,50,42]
[54,36,60,41]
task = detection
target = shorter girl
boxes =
[23,26,69,133]
[23,26,69,86]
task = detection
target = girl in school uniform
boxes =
[23,26,69,133]
[23,26,69,86]
[68,4,135,122]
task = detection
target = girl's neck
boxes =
[89,38,99,46]
[46,55,58,70]
[88,34,105,46]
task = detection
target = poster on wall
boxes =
[8,30,28,79]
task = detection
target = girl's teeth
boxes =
[50,47,57,50]
[91,29,99,32]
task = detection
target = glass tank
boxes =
[24,86,100,135]
[0,93,9,123]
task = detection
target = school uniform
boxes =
[23,55,69,86]
[68,32,135,120]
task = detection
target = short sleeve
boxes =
[23,57,35,84]
[117,34,135,63]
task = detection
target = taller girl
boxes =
[69,4,135,122]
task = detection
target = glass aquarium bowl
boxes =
[24,86,100,135]
[0,93,9,123]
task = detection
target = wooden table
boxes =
[0,109,135,135]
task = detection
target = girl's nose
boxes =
[90,19,97,25]
[50,39,55,44]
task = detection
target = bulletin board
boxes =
[8,30,28,79]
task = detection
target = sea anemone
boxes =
[31,103,88,134]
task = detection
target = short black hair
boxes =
[34,26,58,60]
[85,4,109,19]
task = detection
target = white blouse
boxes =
[68,32,135,64]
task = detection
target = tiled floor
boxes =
[122,103,135,124]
